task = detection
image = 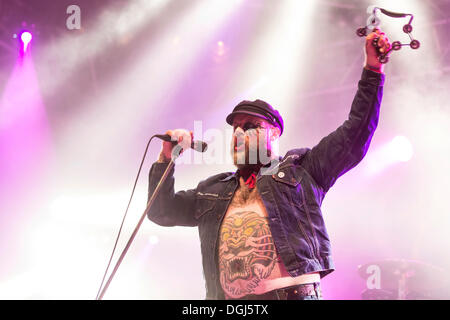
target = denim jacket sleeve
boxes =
[147,162,198,227]
[301,68,385,192]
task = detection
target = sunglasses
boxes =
[233,122,268,132]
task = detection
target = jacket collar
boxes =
[219,157,283,182]
[219,174,237,182]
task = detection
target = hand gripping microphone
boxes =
[154,134,208,153]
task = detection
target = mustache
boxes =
[231,133,273,167]
[233,129,260,147]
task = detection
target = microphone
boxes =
[155,134,208,153]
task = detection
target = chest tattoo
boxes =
[218,185,278,298]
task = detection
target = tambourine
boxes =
[356,6,420,64]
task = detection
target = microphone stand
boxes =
[96,158,176,300]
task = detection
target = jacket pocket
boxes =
[271,165,303,207]
[271,164,302,187]
[270,166,317,258]
[195,192,218,219]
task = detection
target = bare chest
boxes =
[228,184,262,210]
[217,184,282,298]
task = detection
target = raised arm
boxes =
[301,68,384,192]
[301,28,390,192]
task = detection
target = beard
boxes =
[231,136,272,171]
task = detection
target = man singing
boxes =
[147,28,391,300]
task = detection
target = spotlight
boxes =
[389,136,413,162]
[149,235,159,245]
[214,40,227,60]
[20,31,33,52]
[365,135,414,175]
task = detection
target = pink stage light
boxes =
[0,39,51,267]
[20,31,33,52]
[365,135,414,175]
[214,40,227,62]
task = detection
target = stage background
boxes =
[0,0,449,299]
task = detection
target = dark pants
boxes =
[228,282,322,300]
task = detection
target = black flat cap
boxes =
[226,99,284,135]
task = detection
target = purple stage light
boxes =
[20,31,33,52]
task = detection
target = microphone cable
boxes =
[95,135,158,300]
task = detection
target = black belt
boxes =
[227,282,322,300]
